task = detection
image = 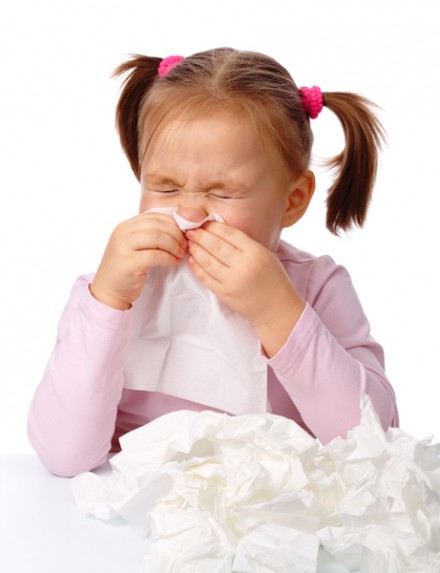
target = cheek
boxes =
[215,206,254,235]
[139,188,149,212]
[139,190,169,213]
[218,207,278,247]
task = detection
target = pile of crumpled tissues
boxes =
[71,397,440,572]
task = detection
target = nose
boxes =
[176,194,209,223]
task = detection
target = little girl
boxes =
[28,48,398,477]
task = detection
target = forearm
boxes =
[253,287,306,359]
[28,276,132,476]
[268,304,398,444]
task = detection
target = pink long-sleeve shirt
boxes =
[28,241,398,477]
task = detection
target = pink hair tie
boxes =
[158,55,184,77]
[300,86,324,119]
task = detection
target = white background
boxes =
[1,0,439,453]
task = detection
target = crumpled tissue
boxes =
[123,206,267,415]
[72,397,440,572]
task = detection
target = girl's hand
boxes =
[90,212,187,310]
[186,222,306,357]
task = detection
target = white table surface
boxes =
[0,454,353,573]
[0,454,148,573]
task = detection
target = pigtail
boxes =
[113,55,162,180]
[322,92,385,234]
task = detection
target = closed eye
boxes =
[211,193,233,199]
[210,191,243,200]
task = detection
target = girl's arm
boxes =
[27,275,132,477]
[267,255,398,444]
[187,222,397,442]
[29,212,187,476]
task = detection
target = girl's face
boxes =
[139,111,303,252]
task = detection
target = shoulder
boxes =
[276,241,373,343]
[276,240,336,267]
[276,240,349,302]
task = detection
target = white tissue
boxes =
[146,206,223,231]
[72,397,440,572]
[123,207,268,414]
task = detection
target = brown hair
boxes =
[114,48,385,234]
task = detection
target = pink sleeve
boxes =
[268,259,399,444]
[27,275,132,477]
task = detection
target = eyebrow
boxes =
[142,175,182,188]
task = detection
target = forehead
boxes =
[140,104,288,180]
[147,110,256,151]
[142,88,273,147]
[141,113,268,185]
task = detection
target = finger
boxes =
[141,248,184,270]
[131,227,187,259]
[186,225,242,266]
[136,212,187,245]
[143,214,188,252]
[114,214,187,256]
[187,239,229,279]
[187,252,223,291]
[115,212,184,245]
[125,246,185,277]
[200,221,251,249]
